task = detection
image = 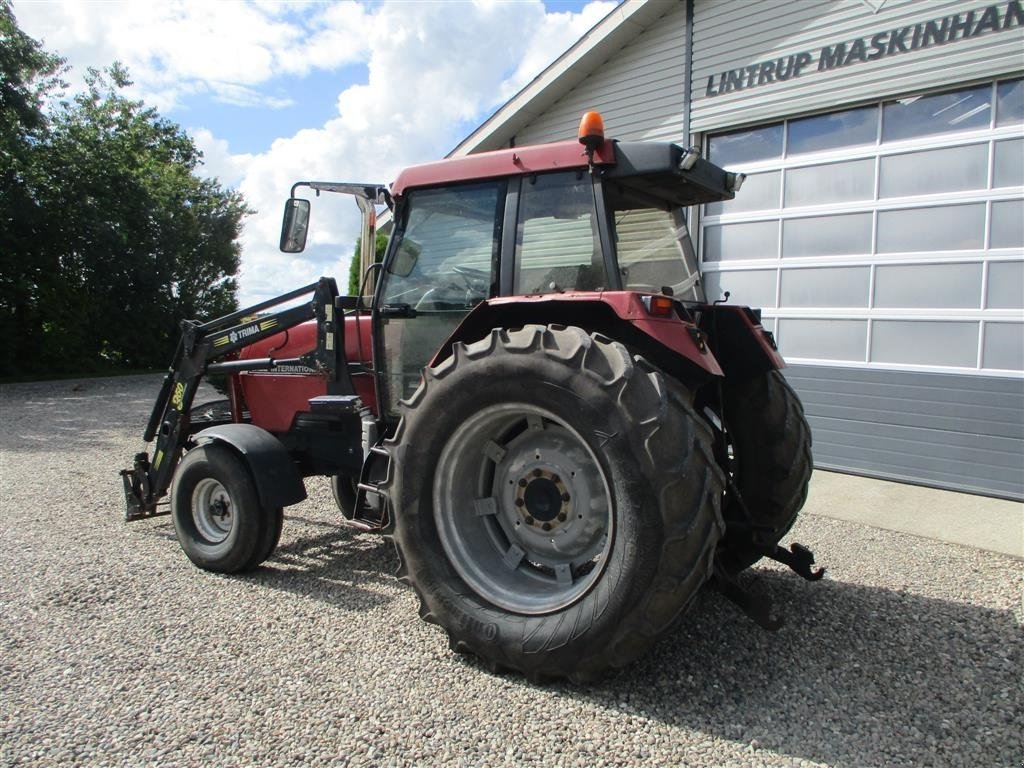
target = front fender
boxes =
[193,423,307,509]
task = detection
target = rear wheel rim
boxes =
[191,478,234,544]
[434,402,613,615]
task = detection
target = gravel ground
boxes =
[1,374,1021,768]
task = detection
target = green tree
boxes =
[0,4,250,376]
[347,230,389,296]
[0,0,66,375]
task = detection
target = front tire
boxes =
[331,475,358,519]
[171,443,282,573]
[385,325,724,682]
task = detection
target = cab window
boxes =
[514,172,606,295]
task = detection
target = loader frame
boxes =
[120,277,353,520]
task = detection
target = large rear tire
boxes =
[719,370,812,573]
[385,325,724,682]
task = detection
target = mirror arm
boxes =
[356,196,378,299]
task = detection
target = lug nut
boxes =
[533,468,542,477]
[542,522,552,531]
[518,478,528,488]
[557,513,567,522]
[561,492,571,502]
[514,498,525,507]
[551,474,560,484]
[525,516,534,525]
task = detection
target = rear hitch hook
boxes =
[767,542,826,581]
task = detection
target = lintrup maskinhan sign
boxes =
[705,0,1023,98]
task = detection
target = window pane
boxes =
[996,78,1024,126]
[784,159,874,207]
[994,139,1024,188]
[877,204,985,252]
[780,266,870,307]
[787,105,878,155]
[707,123,783,167]
[384,183,500,301]
[515,172,603,294]
[879,144,988,198]
[983,323,1024,370]
[987,261,1024,309]
[871,320,978,367]
[874,263,983,308]
[702,269,777,307]
[990,200,1024,249]
[706,171,780,215]
[782,213,872,257]
[778,319,867,361]
[703,220,778,262]
[614,208,699,297]
[882,84,992,142]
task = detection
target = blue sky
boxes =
[172,65,368,155]
[15,0,617,304]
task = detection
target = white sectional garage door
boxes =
[700,77,1024,499]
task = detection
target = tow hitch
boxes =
[712,542,825,631]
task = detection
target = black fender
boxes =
[193,424,307,509]
[697,305,785,380]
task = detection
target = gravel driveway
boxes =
[1,374,1021,767]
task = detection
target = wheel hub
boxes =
[191,478,234,544]
[518,471,569,527]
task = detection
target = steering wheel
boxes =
[451,265,490,293]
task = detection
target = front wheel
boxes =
[171,443,282,573]
[331,475,357,519]
[385,325,724,682]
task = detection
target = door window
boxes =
[378,182,503,413]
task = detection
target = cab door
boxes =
[374,181,505,418]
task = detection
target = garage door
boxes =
[700,77,1024,500]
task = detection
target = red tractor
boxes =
[122,113,819,682]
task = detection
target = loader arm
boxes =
[120,277,347,520]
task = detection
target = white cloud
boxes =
[13,0,372,111]
[192,129,254,188]
[13,0,618,305]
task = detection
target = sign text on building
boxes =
[705,1,1023,98]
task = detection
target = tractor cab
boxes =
[282,112,747,416]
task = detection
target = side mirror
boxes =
[280,198,311,253]
[390,238,421,277]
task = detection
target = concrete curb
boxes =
[804,470,1024,559]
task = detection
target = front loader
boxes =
[121,112,821,682]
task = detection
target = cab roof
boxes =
[390,139,736,208]
[390,139,615,198]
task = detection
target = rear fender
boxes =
[193,423,307,508]
[432,292,723,387]
[697,305,784,379]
